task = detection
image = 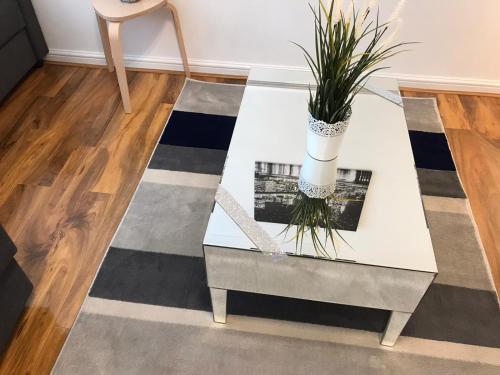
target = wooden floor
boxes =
[0,64,245,375]
[0,64,497,374]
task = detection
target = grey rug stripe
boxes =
[174,79,245,117]
[403,98,445,133]
[112,182,215,257]
[426,210,493,290]
[149,144,228,175]
[54,310,500,375]
[416,168,467,198]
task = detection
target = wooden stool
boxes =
[92,0,190,113]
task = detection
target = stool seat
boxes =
[92,0,166,22]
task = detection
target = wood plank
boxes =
[400,86,500,98]
[91,73,173,194]
[24,69,119,187]
[45,61,248,83]
[436,93,472,130]
[0,67,55,142]
[458,95,500,142]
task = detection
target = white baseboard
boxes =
[376,72,500,94]
[46,49,269,76]
[46,49,500,94]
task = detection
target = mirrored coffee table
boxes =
[203,67,438,346]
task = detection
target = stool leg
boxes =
[166,3,190,77]
[108,22,132,113]
[95,13,114,72]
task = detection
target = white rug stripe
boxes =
[83,297,500,366]
[422,195,469,215]
[143,168,220,189]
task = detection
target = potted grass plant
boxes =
[287,0,408,256]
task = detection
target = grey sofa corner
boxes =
[0,0,48,102]
[0,225,33,355]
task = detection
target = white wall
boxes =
[34,0,500,92]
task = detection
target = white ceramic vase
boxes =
[299,112,351,199]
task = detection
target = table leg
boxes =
[210,287,227,323]
[95,13,114,72]
[166,3,190,77]
[108,22,132,113]
[380,311,412,346]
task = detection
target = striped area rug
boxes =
[54,80,500,374]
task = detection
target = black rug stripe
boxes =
[404,284,500,348]
[90,248,211,311]
[90,248,388,331]
[409,131,457,171]
[148,144,227,175]
[416,168,466,198]
[160,111,236,150]
[90,249,500,347]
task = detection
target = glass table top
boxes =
[203,67,437,274]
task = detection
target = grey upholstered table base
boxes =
[203,246,435,347]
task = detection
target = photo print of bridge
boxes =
[254,161,372,231]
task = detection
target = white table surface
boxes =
[204,68,437,274]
